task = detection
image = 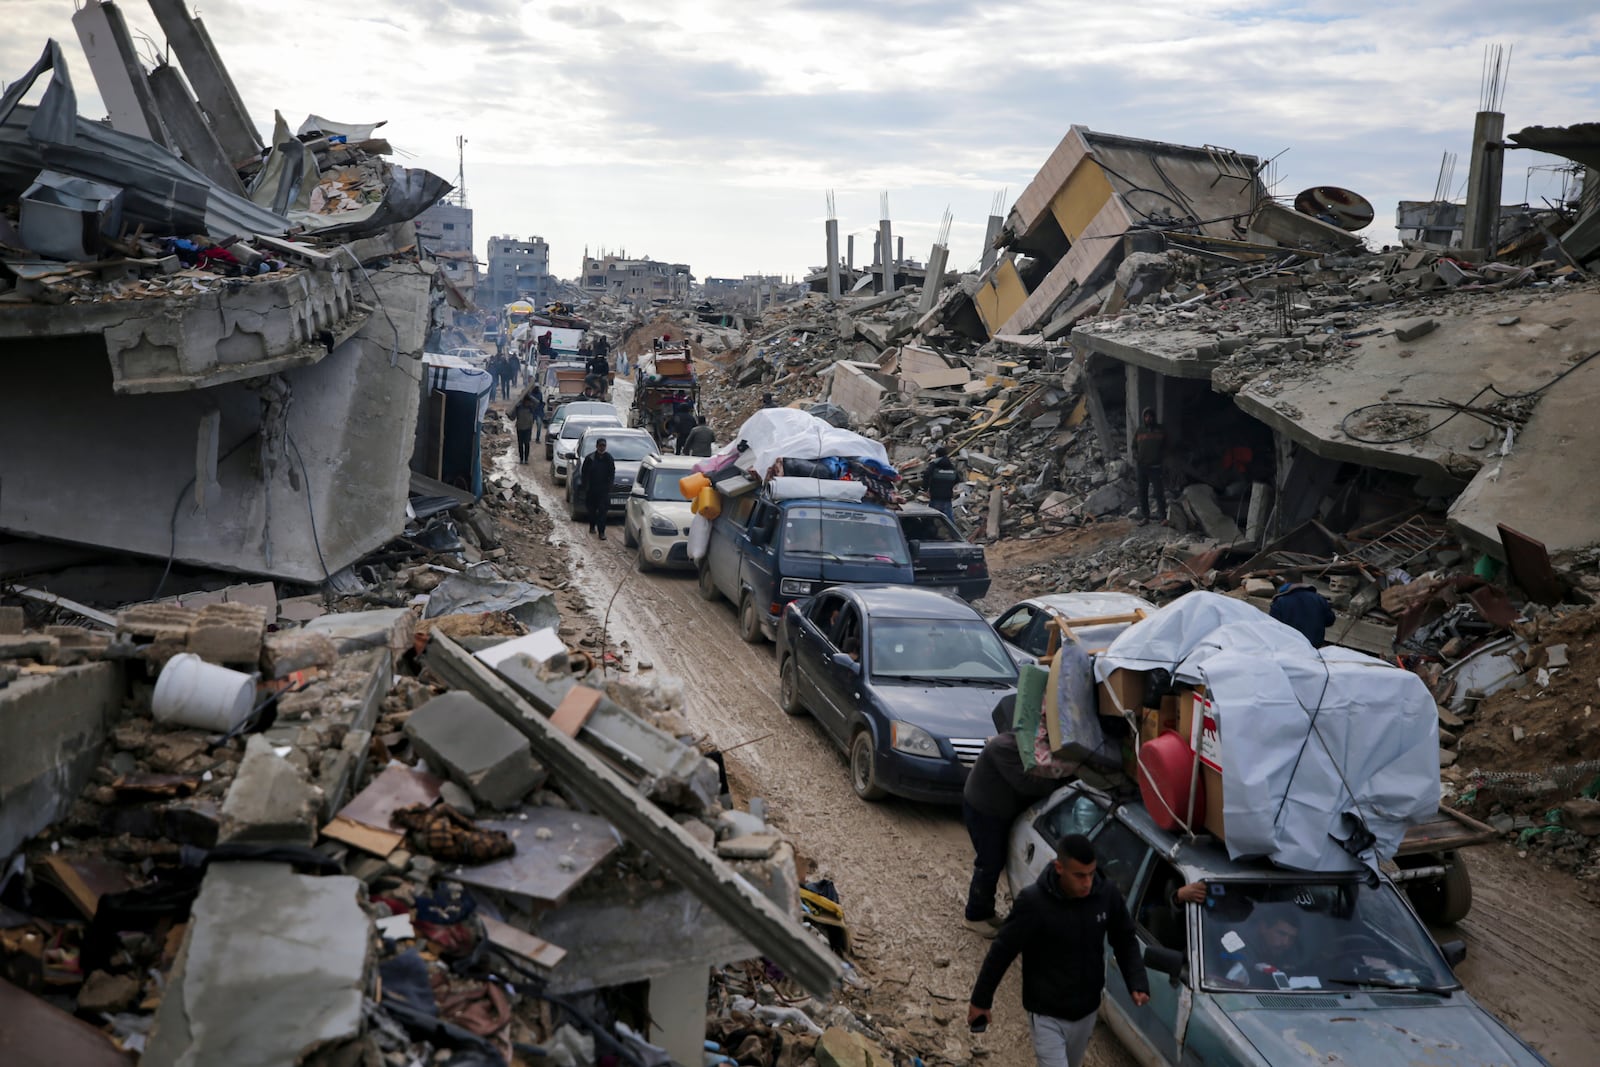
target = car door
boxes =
[709,494,756,597]
[993,604,1050,662]
[1011,786,1110,891]
[1087,819,1171,1062]
[628,466,652,541]
[739,499,779,614]
[1126,858,1194,1064]
[813,602,864,742]
[792,592,844,714]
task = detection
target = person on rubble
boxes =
[968,834,1149,1067]
[513,397,536,464]
[682,416,717,458]
[670,405,698,454]
[1134,407,1167,525]
[1269,574,1336,648]
[580,438,616,539]
[924,446,962,523]
[961,721,1059,938]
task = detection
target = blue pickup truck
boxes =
[697,493,915,642]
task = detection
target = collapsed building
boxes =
[0,2,450,587]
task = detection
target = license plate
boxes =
[610,496,628,507]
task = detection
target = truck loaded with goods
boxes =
[631,342,700,445]
[1007,590,1492,922]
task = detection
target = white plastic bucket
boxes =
[152,653,257,732]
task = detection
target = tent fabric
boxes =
[1097,592,1439,874]
[422,353,492,418]
[721,408,891,480]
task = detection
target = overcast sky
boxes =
[6,1,1597,280]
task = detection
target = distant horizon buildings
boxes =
[579,250,693,305]
[414,200,479,300]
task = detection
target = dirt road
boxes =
[495,402,1598,1066]
[495,417,1098,1065]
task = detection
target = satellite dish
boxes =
[1293,186,1374,231]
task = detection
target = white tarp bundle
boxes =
[1096,592,1440,873]
[723,408,890,480]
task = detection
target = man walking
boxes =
[579,438,616,539]
[513,397,536,464]
[669,404,698,454]
[961,726,1059,937]
[969,834,1149,1067]
[1133,407,1166,525]
[682,416,717,458]
[1269,575,1336,648]
[924,446,961,523]
[530,388,546,443]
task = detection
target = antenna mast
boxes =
[453,135,468,207]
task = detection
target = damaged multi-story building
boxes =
[0,4,452,586]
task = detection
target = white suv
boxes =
[551,415,621,485]
[623,453,700,570]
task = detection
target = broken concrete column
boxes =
[1181,483,1244,542]
[219,736,321,846]
[146,0,264,165]
[71,0,171,147]
[1462,110,1506,253]
[404,692,544,810]
[825,218,841,299]
[142,863,370,1067]
[917,243,949,315]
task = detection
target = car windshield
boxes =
[781,507,909,565]
[583,436,656,461]
[869,618,1017,683]
[648,472,693,500]
[1199,881,1457,993]
[562,418,617,440]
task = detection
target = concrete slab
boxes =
[1448,348,1600,559]
[303,608,417,663]
[403,691,544,809]
[219,736,320,846]
[446,808,619,904]
[142,863,370,1067]
[0,662,124,862]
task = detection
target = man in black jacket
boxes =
[962,725,1058,937]
[669,405,698,454]
[579,439,617,539]
[924,446,961,523]
[969,834,1149,1067]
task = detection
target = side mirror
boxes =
[748,522,771,547]
[1439,939,1467,968]
[831,652,861,673]
[1144,945,1186,984]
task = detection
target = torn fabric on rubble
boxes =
[1097,592,1440,874]
[392,803,515,864]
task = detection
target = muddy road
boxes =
[494,400,1598,1066]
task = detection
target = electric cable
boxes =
[288,434,333,583]
[153,432,261,599]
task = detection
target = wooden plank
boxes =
[423,634,843,997]
[550,686,602,738]
[481,914,567,972]
[322,816,404,857]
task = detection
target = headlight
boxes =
[890,722,940,758]
[779,578,815,596]
[649,515,678,535]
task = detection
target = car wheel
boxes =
[623,519,637,548]
[635,543,652,572]
[696,561,719,602]
[738,592,765,643]
[778,656,806,716]
[849,730,886,801]
[1406,851,1473,925]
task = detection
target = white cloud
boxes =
[3,0,1595,278]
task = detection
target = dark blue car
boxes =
[776,585,1018,803]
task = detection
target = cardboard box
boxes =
[1137,696,1181,745]
[1097,668,1146,718]
[1176,689,1226,839]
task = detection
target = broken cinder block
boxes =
[219,736,321,847]
[403,691,545,810]
[186,602,269,666]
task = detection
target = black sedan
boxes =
[776,585,1018,803]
